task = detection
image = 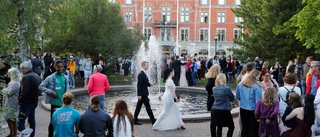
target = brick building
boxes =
[111,0,242,57]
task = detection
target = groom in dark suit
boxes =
[172,56,186,86]
[133,61,156,125]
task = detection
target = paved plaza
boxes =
[4,86,240,137]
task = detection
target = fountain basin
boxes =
[41,85,239,122]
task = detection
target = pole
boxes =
[142,0,145,36]
[175,0,179,56]
[208,0,211,58]
[215,38,217,56]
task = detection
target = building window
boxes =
[180,28,189,41]
[201,0,208,5]
[217,29,226,41]
[217,12,226,23]
[201,12,209,23]
[235,16,243,23]
[125,0,132,4]
[235,0,241,5]
[199,49,208,56]
[144,6,152,22]
[234,29,242,39]
[108,0,115,3]
[162,7,171,22]
[180,7,190,23]
[200,28,208,41]
[144,28,152,40]
[124,11,132,22]
[218,0,225,5]
[161,28,171,41]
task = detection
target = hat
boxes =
[70,56,74,59]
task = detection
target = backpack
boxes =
[280,86,295,104]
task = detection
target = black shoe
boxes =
[134,121,143,125]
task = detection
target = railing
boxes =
[154,21,177,28]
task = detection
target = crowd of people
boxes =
[1,49,320,137]
[0,52,186,137]
[206,55,320,137]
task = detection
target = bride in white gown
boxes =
[153,68,185,131]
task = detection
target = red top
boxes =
[186,61,193,71]
[87,72,110,96]
[306,72,320,94]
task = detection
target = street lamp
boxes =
[214,34,219,56]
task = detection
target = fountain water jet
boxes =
[136,35,162,93]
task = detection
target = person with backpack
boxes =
[277,73,302,118]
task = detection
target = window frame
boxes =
[124,11,133,22]
[199,28,209,41]
[216,28,226,41]
[162,6,171,22]
[200,12,209,23]
[144,6,153,22]
[144,28,152,40]
[180,28,189,41]
[180,7,190,23]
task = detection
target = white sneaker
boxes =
[1,123,8,128]
[72,86,75,88]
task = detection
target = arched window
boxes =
[144,6,152,22]
[199,49,208,56]
[162,7,171,22]
[180,7,190,23]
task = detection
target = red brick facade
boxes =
[115,0,241,57]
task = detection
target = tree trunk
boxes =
[17,0,29,61]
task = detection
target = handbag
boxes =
[174,95,180,102]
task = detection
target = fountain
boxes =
[42,36,239,121]
[136,35,163,93]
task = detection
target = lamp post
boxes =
[214,34,219,56]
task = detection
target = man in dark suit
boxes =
[31,52,42,76]
[133,61,156,125]
[172,56,186,86]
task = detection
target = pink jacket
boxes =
[87,72,110,96]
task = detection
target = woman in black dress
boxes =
[205,64,221,111]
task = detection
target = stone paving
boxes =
[3,86,241,137]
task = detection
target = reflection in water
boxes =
[73,90,210,115]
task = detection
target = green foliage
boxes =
[232,0,318,64]
[43,0,141,57]
[287,0,320,52]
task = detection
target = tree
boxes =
[43,0,141,58]
[232,0,318,64]
[287,0,320,53]
[0,0,64,60]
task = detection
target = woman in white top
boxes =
[278,73,301,117]
[112,100,134,137]
[153,68,185,131]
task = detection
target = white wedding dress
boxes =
[152,78,184,131]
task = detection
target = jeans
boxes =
[88,95,105,111]
[227,72,232,82]
[301,80,306,96]
[18,103,38,137]
[69,74,75,87]
[191,72,197,86]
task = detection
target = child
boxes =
[255,87,280,137]
[66,68,74,88]
[280,92,302,135]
